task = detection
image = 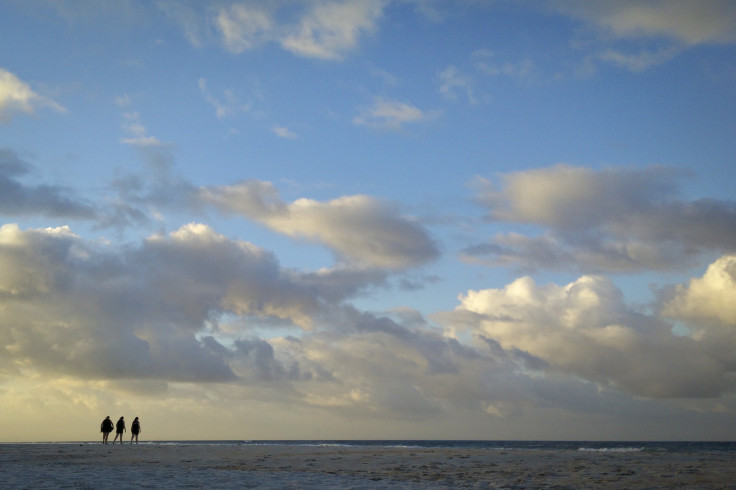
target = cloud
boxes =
[198,78,251,118]
[473,50,535,79]
[553,0,736,46]
[438,65,477,103]
[215,3,274,54]
[281,0,385,60]
[272,125,298,139]
[210,0,385,60]
[440,268,736,398]
[120,111,164,147]
[0,68,66,123]
[597,46,679,71]
[200,180,439,269]
[661,254,736,336]
[466,164,736,272]
[353,97,436,130]
[158,0,208,48]
[3,223,736,431]
[0,222,345,382]
[0,149,97,220]
[0,221,488,419]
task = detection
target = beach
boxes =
[2,442,735,489]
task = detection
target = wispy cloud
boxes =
[551,0,736,72]
[353,97,436,130]
[215,3,273,54]
[597,46,679,71]
[198,78,251,118]
[280,0,385,60]
[272,125,298,139]
[438,65,477,104]
[120,111,164,147]
[553,0,736,46]
[0,68,66,123]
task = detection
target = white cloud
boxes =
[198,78,251,118]
[353,97,435,130]
[0,222,331,380]
[0,68,66,123]
[2,222,736,438]
[114,93,132,107]
[662,254,736,336]
[473,51,535,79]
[158,0,207,48]
[120,111,164,147]
[167,1,386,60]
[443,269,736,398]
[200,180,439,269]
[467,165,736,272]
[438,65,477,103]
[215,3,274,54]
[281,0,385,59]
[553,0,736,45]
[272,125,298,139]
[598,46,679,71]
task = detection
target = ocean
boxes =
[75,439,736,453]
[4,439,736,488]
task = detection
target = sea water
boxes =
[135,439,736,453]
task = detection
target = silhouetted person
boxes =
[100,416,114,444]
[130,417,141,444]
[113,416,126,444]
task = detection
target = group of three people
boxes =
[100,416,141,444]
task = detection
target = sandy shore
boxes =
[2,443,735,488]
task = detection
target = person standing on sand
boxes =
[113,416,126,444]
[130,417,141,444]
[100,416,114,444]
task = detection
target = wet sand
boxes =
[2,443,735,488]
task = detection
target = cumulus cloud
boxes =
[465,164,736,272]
[0,222,350,382]
[353,97,436,130]
[3,221,736,432]
[200,180,439,269]
[0,68,66,123]
[0,149,97,220]
[0,221,536,420]
[440,267,736,398]
[661,254,736,337]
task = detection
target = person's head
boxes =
[119,416,124,420]
[106,416,110,419]
[134,417,138,421]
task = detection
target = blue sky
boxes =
[1,0,736,441]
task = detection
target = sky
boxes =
[1,0,736,442]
